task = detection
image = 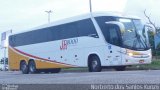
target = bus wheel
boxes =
[28,60,37,74]
[88,55,102,72]
[114,66,126,71]
[20,61,29,74]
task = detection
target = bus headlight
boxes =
[147,53,151,57]
[128,52,133,56]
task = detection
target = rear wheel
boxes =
[114,66,126,71]
[88,55,102,72]
[20,61,29,74]
[28,60,37,74]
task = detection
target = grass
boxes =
[62,67,88,72]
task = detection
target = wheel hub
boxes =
[92,60,98,69]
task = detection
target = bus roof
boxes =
[12,12,141,35]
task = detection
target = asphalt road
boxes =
[0,70,160,84]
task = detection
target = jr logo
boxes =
[60,38,78,50]
[60,40,67,50]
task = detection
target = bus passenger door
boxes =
[107,25,122,65]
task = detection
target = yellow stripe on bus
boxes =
[8,47,73,70]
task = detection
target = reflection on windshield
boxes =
[119,18,149,50]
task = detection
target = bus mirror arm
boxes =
[144,24,156,35]
[88,34,99,38]
[105,21,125,34]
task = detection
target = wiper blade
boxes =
[133,34,147,49]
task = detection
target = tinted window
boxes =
[9,19,97,47]
[55,22,78,40]
[108,25,121,46]
[95,16,117,32]
[9,27,55,47]
[95,16,117,42]
[99,24,121,46]
[77,19,97,37]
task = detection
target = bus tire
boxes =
[88,55,102,72]
[28,60,37,74]
[20,61,29,74]
[114,66,126,71]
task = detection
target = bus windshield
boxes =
[119,18,150,50]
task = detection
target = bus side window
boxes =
[108,26,121,46]
[76,19,98,37]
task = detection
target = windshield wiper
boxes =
[133,31,147,50]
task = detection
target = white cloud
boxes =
[92,0,127,12]
[0,0,127,33]
[124,0,160,27]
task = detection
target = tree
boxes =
[143,9,159,56]
[144,9,156,29]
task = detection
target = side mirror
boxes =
[105,21,125,34]
[145,24,156,35]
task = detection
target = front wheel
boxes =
[88,55,102,72]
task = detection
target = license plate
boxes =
[139,60,144,63]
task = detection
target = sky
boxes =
[124,0,160,27]
[0,0,160,58]
[0,0,127,33]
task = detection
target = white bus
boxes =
[8,12,155,74]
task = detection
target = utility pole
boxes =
[3,47,6,71]
[89,0,92,13]
[45,10,52,23]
